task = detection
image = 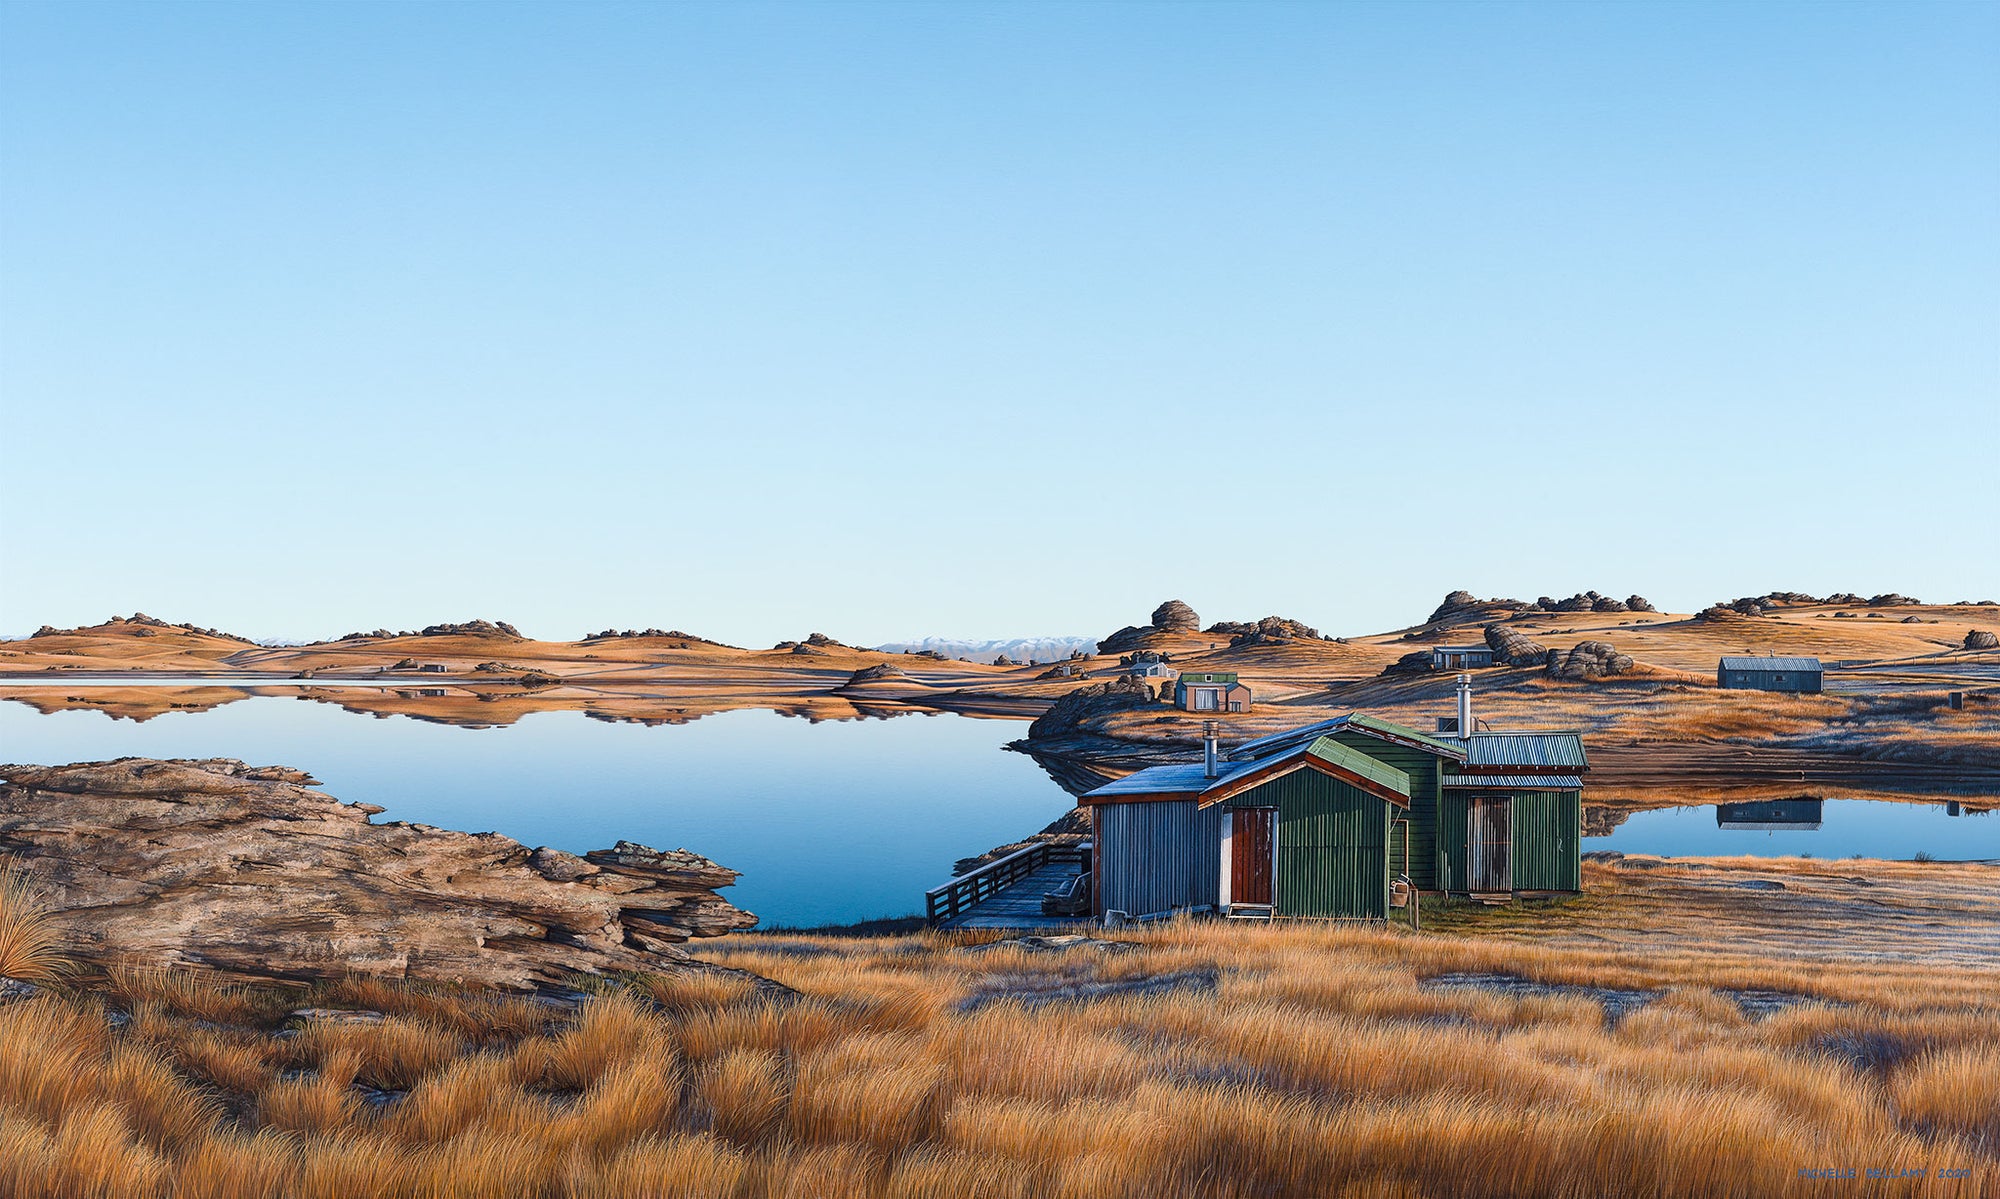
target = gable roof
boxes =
[1462,732,1588,771]
[1178,671,1239,685]
[1230,713,1469,763]
[1079,735,1411,809]
[1719,656,1822,673]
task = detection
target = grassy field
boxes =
[3,860,1996,1198]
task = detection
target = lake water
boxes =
[0,696,1071,927]
[4,695,1994,926]
[1592,797,1999,862]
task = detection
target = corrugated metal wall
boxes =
[1439,791,1468,893]
[1327,733,1441,888]
[1439,789,1582,893]
[1095,800,1224,918]
[1512,790,1582,891]
[1232,769,1389,919]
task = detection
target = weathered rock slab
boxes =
[0,758,756,990]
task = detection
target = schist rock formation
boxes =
[0,758,756,990]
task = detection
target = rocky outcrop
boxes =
[1380,649,1437,676]
[584,628,722,645]
[1425,591,1528,626]
[30,614,257,644]
[1546,641,1634,680]
[845,663,909,683]
[1026,677,1158,741]
[1211,615,1323,646]
[1868,593,1921,607]
[1151,600,1200,633]
[338,620,524,641]
[0,758,755,990]
[1966,629,1999,651]
[1625,596,1658,613]
[419,620,523,638]
[1483,624,1549,666]
[1100,601,1202,653]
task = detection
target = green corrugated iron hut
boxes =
[1078,698,1586,919]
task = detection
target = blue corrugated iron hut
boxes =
[1078,695,1586,919]
[1717,655,1823,693]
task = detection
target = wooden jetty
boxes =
[926,842,1093,931]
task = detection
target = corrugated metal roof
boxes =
[1305,737,1411,796]
[1443,774,1585,789]
[1719,656,1823,673]
[1464,732,1589,769]
[1082,734,1413,802]
[1231,714,1468,762]
[1081,761,1251,799]
[1179,671,1239,684]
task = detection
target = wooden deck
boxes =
[934,860,1095,931]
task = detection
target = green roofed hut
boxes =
[1175,671,1251,713]
[1078,678,1586,919]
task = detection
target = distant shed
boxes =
[1717,656,1823,693]
[1431,646,1496,670]
[1176,672,1251,713]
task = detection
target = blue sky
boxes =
[3,1,1995,645]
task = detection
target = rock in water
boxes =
[0,758,756,990]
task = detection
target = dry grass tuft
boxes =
[0,865,67,983]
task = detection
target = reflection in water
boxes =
[1716,799,1823,830]
[0,696,1073,928]
[1594,796,2000,861]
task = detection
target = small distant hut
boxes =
[1717,655,1823,693]
[1175,672,1250,713]
[1431,645,1495,670]
[1128,659,1177,681]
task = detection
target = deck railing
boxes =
[925,841,1089,923]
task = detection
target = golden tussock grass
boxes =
[4,866,1998,1197]
[0,866,67,984]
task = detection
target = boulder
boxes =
[1966,629,1999,651]
[1150,600,1200,633]
[0,758,755,989]
[1380,649,1437,677]
[1626,596,1658,613]
[1547,641,1634,680]
[845,663,909,684]
[1483,624,1549,666]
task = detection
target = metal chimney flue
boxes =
[1455,674,1473,740]
[1203,719,1220,779]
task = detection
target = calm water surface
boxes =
[4,697,1993,926]
[0,697,1070,926]
[1592,798,1998,861]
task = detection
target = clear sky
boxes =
[3,1,1995,645]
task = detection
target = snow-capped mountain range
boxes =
[870,636,1098,664]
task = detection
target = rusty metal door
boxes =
[1231,808,1275,906]
[1467,796,1512,891]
